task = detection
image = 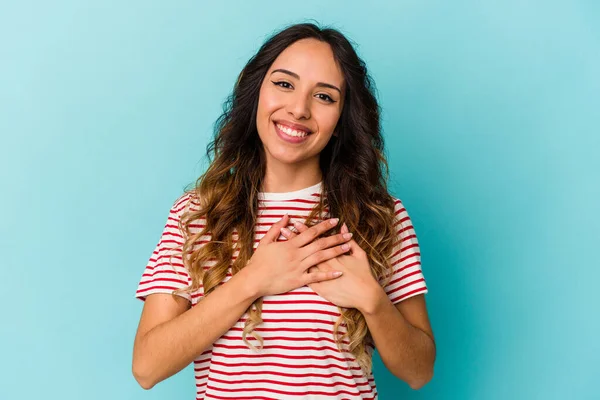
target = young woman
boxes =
[133,22,435,399]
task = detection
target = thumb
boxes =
[260,214,289,244]
[341,223,349,234]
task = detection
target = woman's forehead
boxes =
[270,39,345,89]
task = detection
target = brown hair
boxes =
[174,22,399,375]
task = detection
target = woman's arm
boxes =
[132,215,350,389]
[282,220,435,388]
[132,266,259,389]
[358,291,435,390]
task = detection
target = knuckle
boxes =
[284,248,295,261]
[316,238,327,250]
[314,252,325,263]
[318,221,331,233]
[324,235,334,244]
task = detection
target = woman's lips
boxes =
[273,121,312,144]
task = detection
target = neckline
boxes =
[258,181,323,201]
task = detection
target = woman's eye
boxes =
[272,81,292,89]
[271,81,335,104]
[317,93,335,103]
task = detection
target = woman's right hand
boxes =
[244,214,352,297]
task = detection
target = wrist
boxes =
[357,283,389,316]
[234,265,262,301]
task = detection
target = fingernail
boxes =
[293,221,302,229]
[280,227,290,236]
[342,243,350,250]
[329,218,339,226]
[281,213,288,221]
[343,232,353,240]
[333,271,343,277]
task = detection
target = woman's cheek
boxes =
[315,112,339,137]
[262,87,285,109]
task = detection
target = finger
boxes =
[290,218,340,248]
[303,270,343,285]
[291,220,310,234]
[300,231,353,260]
[341,222,349,234]
[339,223,362,256]
[279,226,298,240]
[308,263,335,273]
[287,219,310,243]
[346,238,367,258]
[307,265,319,274]
[260,214,289,244]
[301,242,351,268]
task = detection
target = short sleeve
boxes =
[135,194,193,302]
[383,198,428,304]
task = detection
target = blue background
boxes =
[1,1,598,399]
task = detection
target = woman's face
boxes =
[256,38,345,167]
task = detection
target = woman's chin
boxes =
[265,147,309,166]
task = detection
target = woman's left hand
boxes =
[281,220,384,311]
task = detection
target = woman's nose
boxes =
[287,93,311,120]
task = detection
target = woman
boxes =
[133,22,435,399]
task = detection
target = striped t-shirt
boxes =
[135,181,428,399]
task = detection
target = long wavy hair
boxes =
[174,22,398,375]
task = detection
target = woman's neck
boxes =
[261,159,322,193]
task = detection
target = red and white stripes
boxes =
[136,182,427,399]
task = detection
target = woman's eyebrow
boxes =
[271,68,341,94]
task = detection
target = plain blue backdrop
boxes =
[1,1,598,399]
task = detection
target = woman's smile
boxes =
[255,38,344,166]
[273,120,313,144]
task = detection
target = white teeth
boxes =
[276,123,308,138]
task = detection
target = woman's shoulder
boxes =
[387,194,414,228]
[387,193,404,211]
[170,190,203,217]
